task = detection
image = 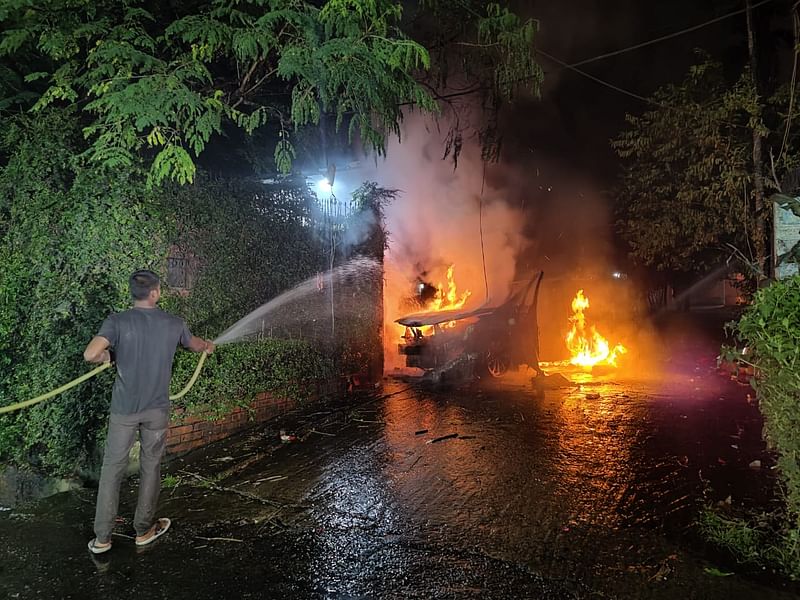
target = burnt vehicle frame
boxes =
[395,271,544,379]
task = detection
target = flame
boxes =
[422,264,471,331]
[397,264,471,340]
[565,289,626,368]
[430,264,471,312]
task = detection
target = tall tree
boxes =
[406,0,543,163]
[746,0,768,273]
[613,59,758,272]
[0,0,541,184]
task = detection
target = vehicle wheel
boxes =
[486,352,510,378]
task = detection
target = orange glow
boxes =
[430,264,471,313]
[565,289,626,368]
[395,264,472,339]
[421,264,471,332]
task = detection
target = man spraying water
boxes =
[83,270,215,554]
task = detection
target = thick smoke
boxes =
[364,117,656,374]
[364,115,529,369]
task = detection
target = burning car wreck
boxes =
[395,272,544,383]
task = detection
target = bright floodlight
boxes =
[317,178,333,194]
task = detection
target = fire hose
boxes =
[0,351,209,415]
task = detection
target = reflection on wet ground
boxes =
[1,317,799,599]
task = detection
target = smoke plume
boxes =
[365,115,529,370]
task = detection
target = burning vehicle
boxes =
[395,272,544,381]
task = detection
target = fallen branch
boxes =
[407,456,422,471]
[427,433,459,444]
[310,429,336,437]
[179,470,307,509]
[195,536,244,543]
[255,475,288,483]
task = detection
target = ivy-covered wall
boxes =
[0,110,386,477]
[162,176,325,339]
[0,111,168,476]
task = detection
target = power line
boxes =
[537,49,748,128]
[433,0,779,106]
[569,0,777,68]
[409,0,779,122]
[537,50,652,105]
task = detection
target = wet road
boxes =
[1,317,799,599]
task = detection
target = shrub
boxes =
[0,111,167,475]
[170,339,335,420]
[161,177,324,338]
[0,111,352,474]
[0,112,381,477]
[706,275,800,578]
[736,276,800,523]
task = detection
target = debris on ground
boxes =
[309,429,336,437]
[648,554,679,582]
[704,566,735,577]
[427,433,459,444]
[279,430,297,443]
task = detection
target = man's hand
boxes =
[188,335,215,354]
[84,336,111,363]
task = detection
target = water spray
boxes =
[0,256,382,416]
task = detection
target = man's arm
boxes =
[84,336,111,363]
[187,336,215,354]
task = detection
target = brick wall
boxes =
[165,392,296,456]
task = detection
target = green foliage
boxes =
[414,0,542,163]
[170,340,334,420]
[703,566,735,577]
[699,510,766,566]
[161,473,180,488]
[0,0,442,183]
[477,3,540,100]
[161,176,324,338]
[613,59,756,271]
[708,275,800,578]
[0,110,349,476]
[0,109,167,474]
[736,277,800,516]
[699,509,800,579]
[288,0,437,157]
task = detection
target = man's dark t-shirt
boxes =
[96,307,192,415]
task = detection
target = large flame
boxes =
[430,264,471,312]
[398,264,471,339]
[565,289,626,368]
